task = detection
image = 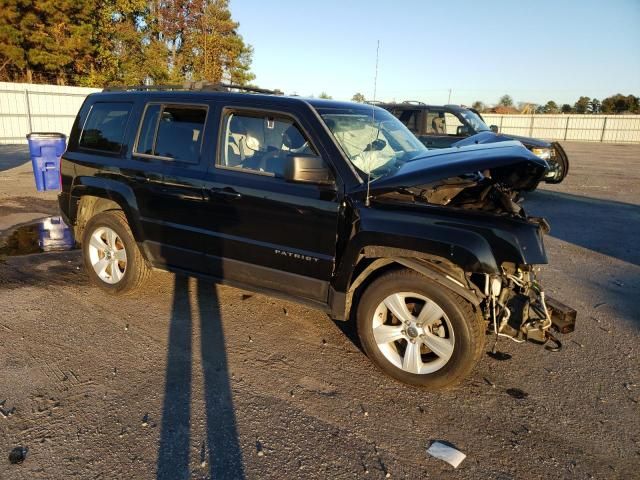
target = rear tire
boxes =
[82,210,150,295]
[356,269,485,390]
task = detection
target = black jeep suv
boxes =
[58,84,575,389]
[382,102,569,184]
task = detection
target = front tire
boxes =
[82,210,150,295]
[356,269,485,390]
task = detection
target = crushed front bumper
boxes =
[486,269,577,351]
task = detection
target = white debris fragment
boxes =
[426,441,466,468]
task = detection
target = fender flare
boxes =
[334,254,485,321]
[70,177,144,242]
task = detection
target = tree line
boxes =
[349,92,639,114]
[0,0,254,87]
[473,94,640,114]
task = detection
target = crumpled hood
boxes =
[452,131,551,149]
[365,141,548,194]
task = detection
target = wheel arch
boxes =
[70,178,144,246]
[332,247,485,322]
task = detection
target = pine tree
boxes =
[175,0,254,85]
[0,0,26,81]
[0,0,95,84]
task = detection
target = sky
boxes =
[231,0,640,106]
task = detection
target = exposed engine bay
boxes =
[482,264,576,352]
[406,168,543,219]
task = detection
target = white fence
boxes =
[0,82,100,144]
[1,82,640,144]
[481,114,640,144]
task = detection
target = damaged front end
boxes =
[365,142,577,351]
[483,265,577,352]
[406,168,578,350]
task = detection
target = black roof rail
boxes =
[365,100,384,105]
[402,100,426,105]
[102,81,282,95]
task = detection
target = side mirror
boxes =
[283,154,334,185]
[456,125,470,136]
[490,124,499,133]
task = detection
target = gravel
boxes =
[0,142,638,479]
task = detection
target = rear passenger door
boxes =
[68,100,169,250]
[129,101,211,272]
[200,104,341,304]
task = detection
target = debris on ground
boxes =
[9,446,28,464]
[256,440,264,457]
[506,388,529,400]
[484,377,496,388]
[0,399,15,418]
[426,441,466,468]
[487,351,512,361]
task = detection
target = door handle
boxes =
[207,187,242,200]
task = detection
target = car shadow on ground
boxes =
[156,275,245,479]
[0,145,30,172]
[525,190,640,266]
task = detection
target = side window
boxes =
[79,102,132,153]
[397,109,420,134]
[134,104,207,163]
[136,104,161,155]
[444,112,464,136]
[219,111,317,178]
[425,109,445,135]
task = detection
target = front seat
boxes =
[227,116,247,167]
[432,117,446,135]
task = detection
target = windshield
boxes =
[317,107,428,180]
[458,109,490,132]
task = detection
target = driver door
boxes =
[200,106,341,304]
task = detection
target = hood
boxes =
[453,131,551,149]
[365,141,548,195]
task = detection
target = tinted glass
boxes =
[425,109,445,135]
[444,112,464,135]
[135,104,161,155]
[153,106,207,162]
[79,102,132,153]
[397,110,420,133]
[221,112,316,177]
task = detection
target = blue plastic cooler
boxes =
[26,132,66,191]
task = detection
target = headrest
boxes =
[229,115,247,135]
[283,125,306,150]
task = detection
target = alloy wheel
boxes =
[88,226,127,284]
[372,292,455,374]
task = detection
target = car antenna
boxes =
[365,40,380,208]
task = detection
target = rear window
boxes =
[79,102,132,153]
[134,104,207,163]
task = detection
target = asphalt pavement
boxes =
[0,142,638,479]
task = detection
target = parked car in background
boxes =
[381,102,569,184]
[58,84,575,390]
